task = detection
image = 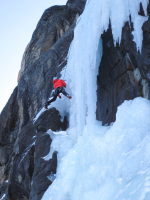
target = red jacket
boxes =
[53,79,66,89]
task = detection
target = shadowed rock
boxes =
[0,1,86,199]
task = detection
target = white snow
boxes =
[33,107,46,123]
[0,194,6,200]
[19,138,36,164]
[42,98,150,200]
[41,0,150,200]
[43,129,74,161]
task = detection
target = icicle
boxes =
[42,0,149,200]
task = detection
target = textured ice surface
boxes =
[42,0,149,199]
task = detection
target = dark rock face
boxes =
[97,14,150,124]
[67,0,86,13]
[0,1,86,200]
[0,0,149,200]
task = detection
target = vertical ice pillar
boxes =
[66,0,148,135]
[66,0,103,134]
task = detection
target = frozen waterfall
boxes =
[42,0,150,200]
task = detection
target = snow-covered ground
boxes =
[42,98,150,200]
[41,0,150,199]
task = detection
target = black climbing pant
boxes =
[46,87,69,106]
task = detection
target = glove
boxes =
[58,94,61,98]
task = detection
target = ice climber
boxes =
[45,77,72,109]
